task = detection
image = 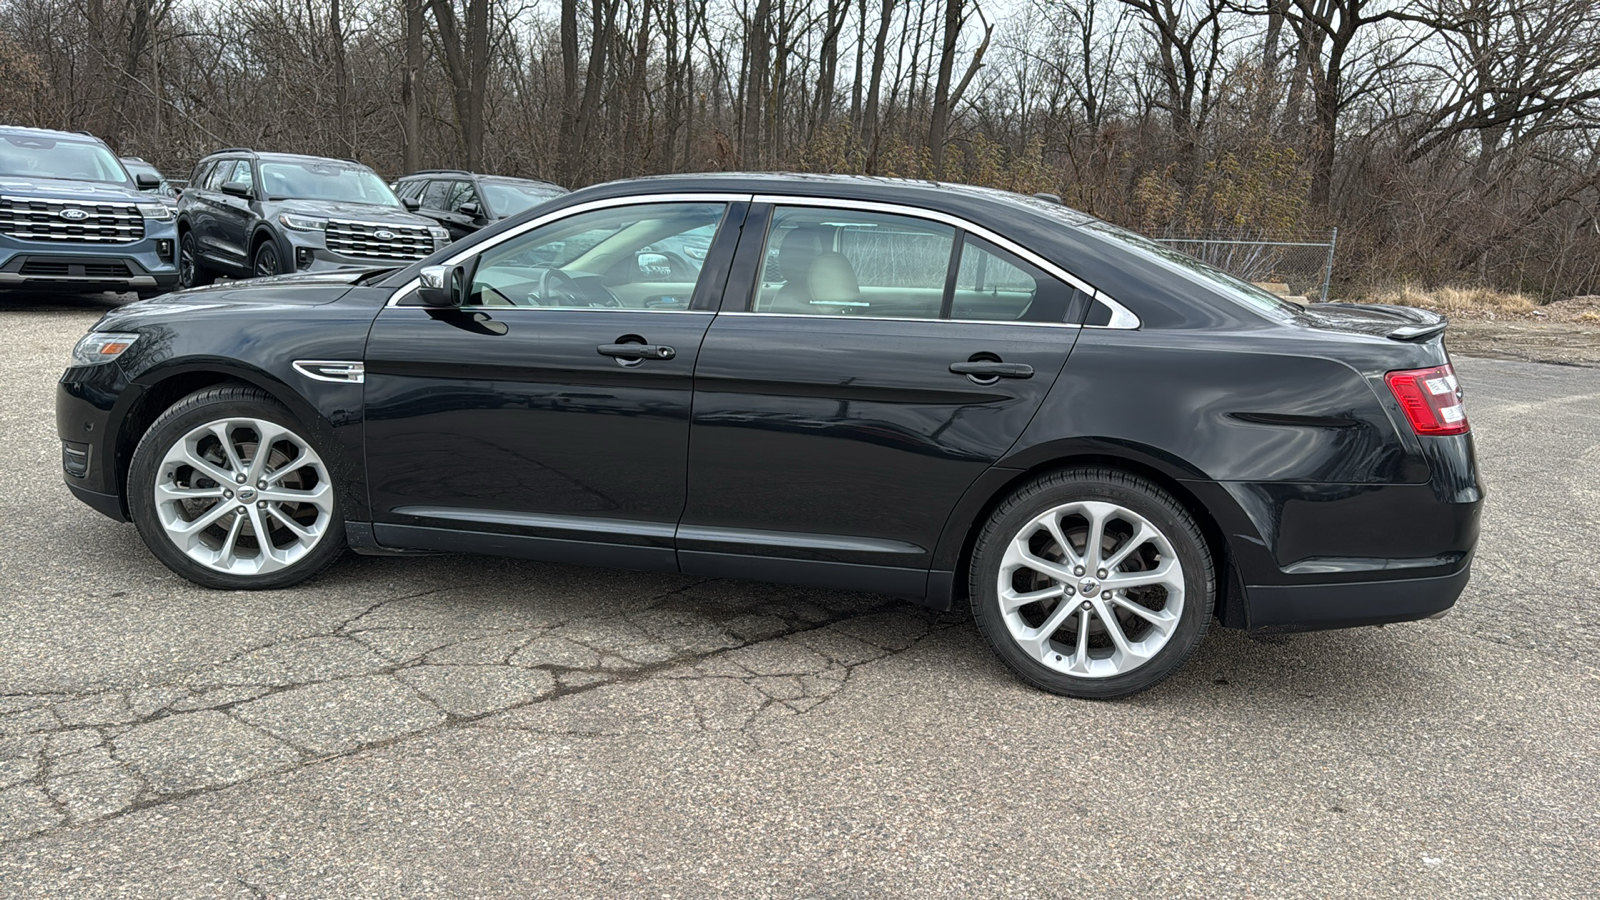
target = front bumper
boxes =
[1,230,179,293]
[58,364,131,521]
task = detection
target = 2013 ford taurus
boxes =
[57,174,1482,698]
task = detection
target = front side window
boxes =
[419,180,452,210]
[464,202,727,310]
[753,207,955,318]
[446,180,479,212]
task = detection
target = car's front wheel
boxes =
[970,467,1215,699]
[128,385,345,589]
[177,231,213,288]
[252,240,284,278]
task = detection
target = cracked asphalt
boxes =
[3,294,1598,898]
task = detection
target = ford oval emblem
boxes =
[374,229,395,240]
[59,208,90,221]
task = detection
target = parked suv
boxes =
[177,149,449,285]
[393,170,566,242]
[120,157,178,207]
[0,126,179,298]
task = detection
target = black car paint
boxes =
[57,173,1482,632]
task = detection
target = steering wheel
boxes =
[534,267,621,308]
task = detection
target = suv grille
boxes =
[325,220,433,260]
[0,197,144,243]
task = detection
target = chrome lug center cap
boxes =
[236,487,256,503]
[1078,577,1101,597]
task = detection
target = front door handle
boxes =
[598,343,676,361]
[949,361,1033,379]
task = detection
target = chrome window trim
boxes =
[386,192,755,307]
[747,193,1140,329]
[716,311,1081,329]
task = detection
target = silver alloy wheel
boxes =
[152,416,333,576]
[997,500,1186,678]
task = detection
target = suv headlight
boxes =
[136,202,174,221]
[429,226,451,249]
[71,332,140,367]
[279,213,329,232]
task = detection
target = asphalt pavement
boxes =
[1,294,1596,898]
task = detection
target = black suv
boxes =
[393,170,566,242]
[0,125,179,297]
[177,149,448,285]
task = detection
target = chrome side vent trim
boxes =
[293,360,365,383]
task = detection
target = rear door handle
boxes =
[598,343,676,361]
[949,361,1033,379]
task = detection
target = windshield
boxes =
[259,162,399,206]
[482,182,565,218]
[1081,220,1303,321]
[0,136,130,185]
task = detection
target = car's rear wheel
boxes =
[253,240,283,278]
[970,467,1214,699]
[128,385,344,589]
[178,231,213,288]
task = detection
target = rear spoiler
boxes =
[1316,302,1448,342]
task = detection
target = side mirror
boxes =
[637,252,670,277]
[416,264,468,307]
[134,172,161,189]
[402,196,421,211]
[457,201,481,219]
[220,180,252,199]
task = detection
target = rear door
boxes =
[362,196,748,569]
[680,200,1087,594]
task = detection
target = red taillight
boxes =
[1386,364,1469,435]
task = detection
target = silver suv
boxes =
[0,126,179,298]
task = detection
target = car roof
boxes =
[398,170,566,190]
[200,149,373,169]
[0,125,108,145]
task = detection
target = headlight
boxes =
[71,332,140,367]
[279,213,328,232]
[136,202,174,221]
[429,226,451,248]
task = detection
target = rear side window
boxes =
[750,206,1079,323]
[753,207,954,318]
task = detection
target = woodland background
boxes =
[1,0,1597,297]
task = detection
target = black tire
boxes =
[128,385,345,590]
[969,467,1215,699]
[252,239,284,278]
[178,231,214,288]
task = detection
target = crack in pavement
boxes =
[0,577,963,847]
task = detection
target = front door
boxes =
[680,202,1087,595]
[363,198,747,570]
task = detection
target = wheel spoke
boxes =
[1069,607,1092,673]
[259,480,330,510]
[1019,599,1077,660]
[1042,515,1081,568]
[207,422,248,476]
[245,424,289,483]
[155,482,225,503]
[266,505,317,543]
[217,511,246,566]
[1013,546,1075,583]
[172,500,233,536]
[1081,503,1112,570]
[180,448,236,489]
[1103,558,1178,591]
[1091,598,1134,656]
[1102,523,1152,572]
[1110,594,1179,636]
[245,505,287,573]
[999,583,1064,613]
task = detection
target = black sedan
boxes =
[56,174,1482,698]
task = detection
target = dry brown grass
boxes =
[1357,285,1541,320]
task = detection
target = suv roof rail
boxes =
[402,169,474,177]
[208,147,258,156]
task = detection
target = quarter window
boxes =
[463,202,727,310]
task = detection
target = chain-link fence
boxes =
[1152,229,1338,303]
